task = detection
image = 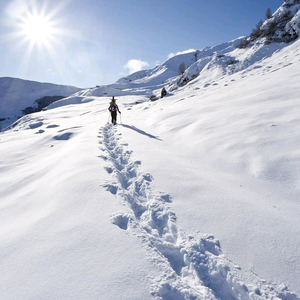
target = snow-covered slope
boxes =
[0,34,300,299]
[83,37,245,99]
[1,0,300,298]
[87,1,300,98]
[73,32,293,101]
[0,77,81,129]
[262,0,300,42]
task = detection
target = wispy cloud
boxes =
[124,59,149,74]
[167,49,196,59]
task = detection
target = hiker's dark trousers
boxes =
[111,111,117,124]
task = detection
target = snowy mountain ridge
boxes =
[81,37,246,98]
[71,0,300,99]
[0,77,81,129]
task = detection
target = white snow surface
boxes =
[1,35,300,300]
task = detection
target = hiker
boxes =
[108,96,121,125]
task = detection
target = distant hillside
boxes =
[76,37,245,100]
[115,38,244,89]
[0,77,81,129]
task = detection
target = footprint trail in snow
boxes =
[99,124,299,300]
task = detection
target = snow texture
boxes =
[0,1,300,298]
[99,123,299,300]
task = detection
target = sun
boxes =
[9,1,67,51]
[19,6,58,49]
[22,13,54,45]
[4,0,70,79]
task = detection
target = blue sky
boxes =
[0,0,284,88]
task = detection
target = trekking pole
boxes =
[120,113,122,124]
[107,112,110,124]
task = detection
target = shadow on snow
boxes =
[120,124,162,141]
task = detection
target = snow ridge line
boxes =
[99,124,299,300]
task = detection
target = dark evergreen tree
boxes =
[194,50,200,62]
[266,8,272,20]
[161,87,167,98]
[179,63,185,75]
[35,95,64,111]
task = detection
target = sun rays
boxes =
[6,0,69,57]
[21,12,55,46]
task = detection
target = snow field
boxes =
[1,34,300,300]
[0,100,158,300]
[114,42,300,296]
[1,74,300,298]
[99,120,299,299]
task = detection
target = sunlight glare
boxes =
[7,0,69,52]
[22,14,53,45]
